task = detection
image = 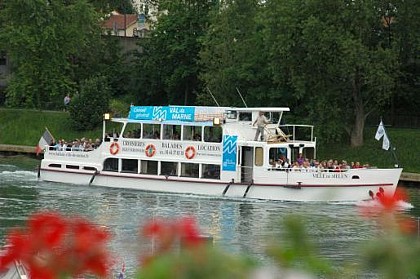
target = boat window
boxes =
[143,124,161,139]
[201,164,220,179]
[183,126,202,141]
[123,123,141,139]
[269,112,281,124]
[66,165,79,169]
[163,124,181,140]
[226,110,237,120]
[202,164,220,179]
[141,160,158,175]
[83,166,96,171]
[104,158,118,172]
[49,164,61,168]
[122,159,138,173]
[204,126,222,143]
[269,147,288,164]
[255,147,264,166]
[239,112,252,121]
[161,161,178,176]
[302,147,315,160]
[181,163,199,178]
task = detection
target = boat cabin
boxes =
[101,106,316,184]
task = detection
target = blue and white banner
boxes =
[129,106,195,122]
[222,135,237,171]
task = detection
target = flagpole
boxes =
[375,119,400,168]
[390,143,400,168]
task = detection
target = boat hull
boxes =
[39,167,402,202]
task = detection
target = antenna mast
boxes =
[206,87,220,107]
[236,87,247,107]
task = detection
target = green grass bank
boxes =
[1,108,419,173]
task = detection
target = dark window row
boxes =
[48,164,96,172]
[103,158,220,180]
[122,123,222,143]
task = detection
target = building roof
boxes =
[103,13,138,30]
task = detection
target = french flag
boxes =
[35,128,54,155]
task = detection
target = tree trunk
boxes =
[350,72,365,147]
[351,105,365,147]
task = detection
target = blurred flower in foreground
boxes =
[266,215,335,279]
[0,211,111,279]
[138,216,255,278]
[359,188,420,279]
[360,188,416,235]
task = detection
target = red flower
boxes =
[177,217,203,247]
[140,216,204,266]
[0,211,112,279]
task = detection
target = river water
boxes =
[1,155,420,278]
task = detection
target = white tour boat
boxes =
[38,106,402,202]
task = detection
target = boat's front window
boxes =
[269,112,281,124]
[163,124,181,140]
[226,110,237,120]
[183,126,202,141]
[239,112,252,121]
[204,126,222,143]
[143,124,161,139]
[123,123,141,139]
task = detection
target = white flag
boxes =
[382,132,390,150]
[375,121,385,140]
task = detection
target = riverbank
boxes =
[2,143,420,184]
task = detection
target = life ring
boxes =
[185,146,196,159]
[110,142,120,155]
[145,144,156,157]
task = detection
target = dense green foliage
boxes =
[130,0,217,106]
[0,0,418,145]
[68,75,111,130]
[0,0,102,108]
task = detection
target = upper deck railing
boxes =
[278,124,314,142]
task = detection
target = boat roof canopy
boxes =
[112,105,291,124]
[229,107,290,112]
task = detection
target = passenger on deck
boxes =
[297,153,304,166]
[253,111,269,141]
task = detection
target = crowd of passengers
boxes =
[270,153,370,171]
[48,137,102,152]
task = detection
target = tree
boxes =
[0,0,103,109]
[262,0,399,146]
[199,0,278,107]
[68,75,110,130]
[388,0,420,123]
[129,0,217,106]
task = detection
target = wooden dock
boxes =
[0,144,37,154]
[0,144,419,184]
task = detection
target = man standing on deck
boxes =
[253,111,269,141]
